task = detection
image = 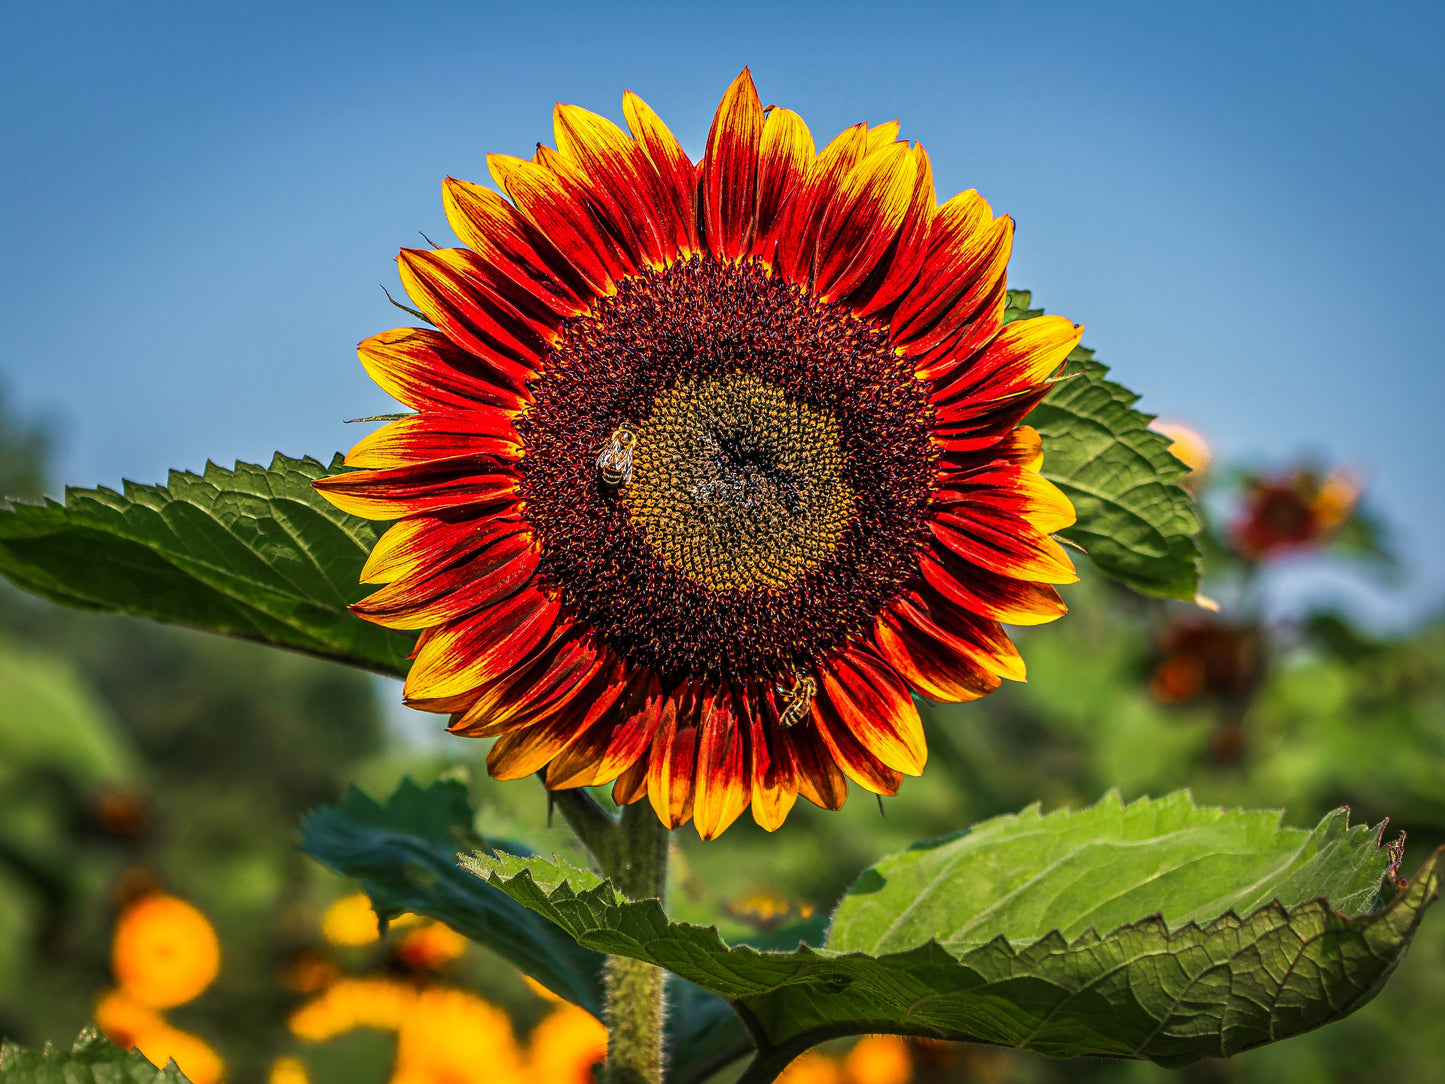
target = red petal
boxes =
[313,457,517,520]
[872,611,1001,703]
[486,655,628,780]
[342,411,520,470]
[646,683,702,829]
[700,69,765,261]
[692,687,749,840]
[442,177,593,316]
[360,511,523,585]
[352,526,538,631]
[773,123,868,285]
[358,327,529,413]
[743,685,799,832]
[751,107,815,265]
[920,540,1067,626]
[809,692,904,795]
[546,668,665,789]
[890,586,1025,682]
[396,248,557,378]
[853,144,936,317]
[813,142,923,303]
[487,153,627,292]
[402,587,560,701]
[818,644,927,775]
[622,90,699,257]
[787,724,848,811]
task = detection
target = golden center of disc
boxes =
[623,373,854,592]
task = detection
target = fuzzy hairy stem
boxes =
[602,801,671,1084]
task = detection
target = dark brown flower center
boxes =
[515,256,937,684]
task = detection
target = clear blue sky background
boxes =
[2,1,1441,625]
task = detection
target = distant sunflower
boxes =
[317,70,1078,838]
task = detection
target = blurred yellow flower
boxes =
[289,977,415,1041]
[1150,419,1213,478]
[778,1051,843,1084]
[391,987,525,1084]
[94,992,224,1084]
[523,974,565,1003]
[320,892,424,947]
[526,1004,607,1083]
[727,890,817,929]
[269,1056,311,1084]
[843,1035,913,1084]
[111,894,220,1009]
[94,988,166,1052]
[320,892,383,947]
[394,921,467,970]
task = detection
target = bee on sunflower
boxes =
[316,69,1079,840]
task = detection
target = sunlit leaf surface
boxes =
[467,791,1440,1072]
[0,455,413,676]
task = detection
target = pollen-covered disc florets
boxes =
[316,69,1083,839]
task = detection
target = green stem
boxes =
[603,802,670,1084]
[549,787,671,1083]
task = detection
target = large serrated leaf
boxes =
[0,455,413,676]
[465,791,1441,1077]
[0,1027,191,1083]
[298,779,750,1084]
[1010,291,1203,599]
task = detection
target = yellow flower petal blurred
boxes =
[111,895,220,1009]
[843,1035,913,1084]
[526,1005,607,1084]
[269,1056,311,1084]
[1150,419,1212,477]
[289,977,415,1041]
[778,1051,843,1084]
[392,987,525,1084]
[321,892,423,947]
[132,1025,225,1084]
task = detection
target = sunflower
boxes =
[317,69,1078,838]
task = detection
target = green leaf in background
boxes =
[466,790,1441,1079]
[298,778,751,1084]
[0,1027,191,1083]
[1011,291,1204,599]
[0,455,413,676]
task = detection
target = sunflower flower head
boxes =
[1232,467,1361,560]
[318,69,1079,838]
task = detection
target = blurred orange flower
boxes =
[391,987,525,1084]
[394,921,467,971]
[526,1004,608,1083]
[1150,419,1213,485]
[843,1035,913,1084]
[289,977,415,1041]
[94,989,224,1084]
[111,894,220,1009]
[269,1056,311,1084]
[778,1051,843,1084]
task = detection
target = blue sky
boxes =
[2,1,1441,624]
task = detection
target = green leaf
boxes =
[1010,290,1203,599]
[466,790,1442,1076]
[0,455,413,676]
[0,1027,191,1083]
[298,778,750,1084]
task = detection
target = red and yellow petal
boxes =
[920,541,1068,626]
[622,90,699,257]
[546,668,665,789]
[773,122,868,284]
[357,327,529,414]
[872,609,1002,703]
[752,107,815,265]
[744,686,799,831]
[692,688,750,840]
[809,693,904,796]
[485,656,628,780]
[352,525,538,630]
[646,685,702,829]
[313,458,517,520]
[817,645,927,775]
[342,411,520,470]
[403,588,560,702]
[701,69,765,262]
